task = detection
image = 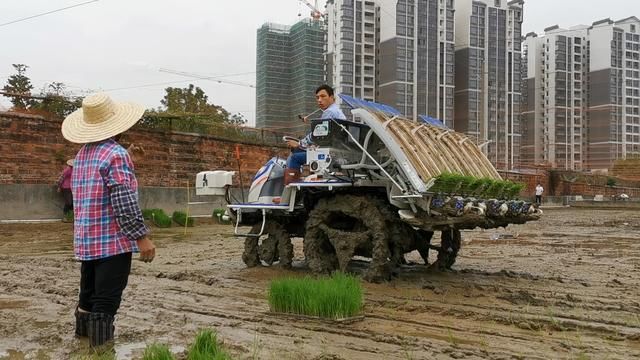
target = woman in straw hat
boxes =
[56,158,75,219]
[62,93,156,348]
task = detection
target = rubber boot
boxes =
[74,307,90,338]
[284,169,301,185]
[88,312,115,348]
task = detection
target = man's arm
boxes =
[298,132,313,149]
[105,151,149,242]
[109,184,154,262]
[106,151,155,262]
[109,184,149,242]
[55,172,64,191]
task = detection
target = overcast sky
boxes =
[1,0,639,125]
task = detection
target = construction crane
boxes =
[298,0,324,21]
[159,68,255,88]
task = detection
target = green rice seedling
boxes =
[151,209,172,228]
[212,208,226,218]
[465,177,484,196]
[250,331,262,360]
[457,175,476,196]
[268,272,363,319]
[431,172,464,194]
[429,174,525,200]
[484,179,504,199]
[212,208,231,224]
[503,181,525,199]
[172,211,194,227]
[187,329,233,360]
[446,328,459,346]
[473,178,494,197]
[576,353,590,360]
[142,208,155,220]
[511,182,525,198]
[500,182,515,199]
[71,349,116,360]
[142,343,175,360]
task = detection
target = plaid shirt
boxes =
[72,139,149,261]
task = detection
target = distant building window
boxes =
[631,24,637,33]
[494,0,501,7]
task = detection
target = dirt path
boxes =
[1,208,640,359]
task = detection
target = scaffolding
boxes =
[256,19,325,136]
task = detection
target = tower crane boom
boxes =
[297,0,324,20]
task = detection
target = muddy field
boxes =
[1,207,640,359]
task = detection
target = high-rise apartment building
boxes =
[587,17,640,170]
[377,0,455,124]
[256,19,325,134]
[326,0,453,123]
[455,0,524,170]
[521,26,589,170]
[520,17,640,171]
[326,0,379,106]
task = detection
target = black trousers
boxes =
[79,252,132,316]
[535,195,542,205]
[62,189,73,214]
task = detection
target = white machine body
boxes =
[195,171,234,196]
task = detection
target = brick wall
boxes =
[497,169,640,198]
[612,158,640,180]
[499,169,549,197]
[0,112,288,187]
[3,111,640,198]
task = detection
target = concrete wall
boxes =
[0,184,245,221]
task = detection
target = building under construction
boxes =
[256,19,325,135]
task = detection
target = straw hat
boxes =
[66,159,74,167]
[61,93,145,144]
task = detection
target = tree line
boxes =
[1,64,247,128]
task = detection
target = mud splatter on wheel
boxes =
[242,236,260,268]
[304,195,391,282]
[436,227,461,270]
[374,199,434,267]
[242,222,293,269]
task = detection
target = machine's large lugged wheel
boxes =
[433,227,461,270]
[242,221,293,269]
[304,195,391,282]
[375,200,434,266]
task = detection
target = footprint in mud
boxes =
[460,268,541,281]
[156,271,218,285]
[312,355,347,360]
[497,289,548,306]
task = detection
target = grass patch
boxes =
[268,272,363,319]
[172,210,194,227]
[142,209,172,228]
[212,208,231,224]
[142,208,157,220]
[187,329,233,360]
[142,343,175,360]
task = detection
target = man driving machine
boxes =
[285,84,346,184]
